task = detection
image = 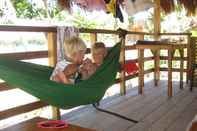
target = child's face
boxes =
[82,59,93,70]
[72,50,85,65]
[92,48,106,66]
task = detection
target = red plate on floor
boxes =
[37,120,68,129]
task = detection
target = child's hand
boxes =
[64,64,78,76]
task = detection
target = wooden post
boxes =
[154,50,160,86]
[90,33,97,44]
[47,32,57,67]
[190,37,197,91]
[153,0,161,87]
[191,37,197,65]
[138,49,144,94]
[168,49,173,97]
[179,49,184,89]
[47,32,61,120]
[120,35,126,95]
[154,0,161,40]
[186,35,191,84]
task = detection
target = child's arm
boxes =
[52,64,78,84]
[51,70,70,84]
[63,64,78,76]
[56,71,70,84]
[62,64,78,83]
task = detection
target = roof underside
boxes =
[57,0,197,16]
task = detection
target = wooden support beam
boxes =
[160,56,187,61]
[138,49,144,94]
[154,0,161,40]
[0,83,15,91]
[168,49,173,97]
[47,32,60,120]
[47,32,57,67]
[160,68,187,72]
[90,33,97,45]
[125,45,136,50]
[190,37,197,65]
[0,25,191,36]
[115,69,154,83]
[0,101,48,120]
[179,49,184,89]
[187,35,192,84]
[154,50,160,86]
[120,37,126,95]
[0,51,48,60]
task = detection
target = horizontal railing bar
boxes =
[0,101,48,120]
[115,68,154,83]
[0,25,119,34]
[0,51,48,60]
[160,68,187,72]
[0,83,15,91]
[160,56,187,61]
[126,57,154,63]
[159,33,191,36]
[0,25,191,36]
[125,45,136,50]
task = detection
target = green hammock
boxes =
[0,42,121,109]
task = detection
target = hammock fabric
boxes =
[0,42,121,109]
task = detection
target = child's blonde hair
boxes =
[91,42,106,54]
[64,36,86,58]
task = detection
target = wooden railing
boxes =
[0,25,191,121]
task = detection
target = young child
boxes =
[91,42,107,67]
[50,36,86,84]
[78,42,107,80]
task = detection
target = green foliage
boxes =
[191,31,197,37]
[11,0,42,19]
[10,0,60,19]
[71,11,97,28]
[0,8,4,17]
[128,16,134,25]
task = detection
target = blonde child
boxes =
[50,36,86,84]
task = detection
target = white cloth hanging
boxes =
[56,26,79,62]
[124,0,154,16]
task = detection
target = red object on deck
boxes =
[124,62,138,75]
[37,120,68,129]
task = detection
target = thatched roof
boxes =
[161,0,197,16]
[57,0,197,16]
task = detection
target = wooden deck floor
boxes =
[62,80,197,131]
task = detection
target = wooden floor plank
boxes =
[166,98,197,131]
[68,82,164,130]
[127,85,194,131]
[150,88,197,131]
[108,81,168,114]
[61,81,196,131]
[68,81,171,131]
[127,82,182,121]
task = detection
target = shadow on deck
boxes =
[61,80,197,131]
